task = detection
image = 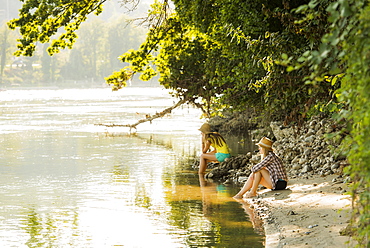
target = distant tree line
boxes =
[0,13,146,86]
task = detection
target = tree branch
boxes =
[95,97,188,132]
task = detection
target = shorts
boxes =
[273,179,287,190]
[215,152,231,162]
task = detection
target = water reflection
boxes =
[0,88,263,247]
[163,170,264,247]
[22,207,81,247]
[1,132,263,247]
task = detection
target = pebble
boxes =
[308,224,318,228]
[238,176,248,182]
[223,179,232,184]
[287,210,297,215]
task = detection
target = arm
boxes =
[202,134,211,153]
[201,133,216,153]
[251,154,273,173]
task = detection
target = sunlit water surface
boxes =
[0,87,264,248]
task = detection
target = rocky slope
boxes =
[197,116,349,184]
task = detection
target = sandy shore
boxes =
[236,174,355,248]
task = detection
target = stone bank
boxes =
[200,116,348,184]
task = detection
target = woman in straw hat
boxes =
[198,123,231,174]
[233,137,288,198]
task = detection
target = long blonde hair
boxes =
[260,146,273,161]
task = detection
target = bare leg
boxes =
[199,153,217,174]
[245,169,273,197]
[233,169,273,198]
[244,171,262,197]
[233,173,254,198]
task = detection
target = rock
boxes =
[331,162,340,171]
[299,158,307,164]
[223,179,232,184]
[301,165,312,173]
[326,126,334,133]
[291,156,299,164]
[206,172,214,178]
[304,135,315,143]
[308,224,318,228]
[303,148,312,157]
[312,161,320,169]
[316,129,323,136]
[250,155,260,164]
[270,122,291,140]
[232,162,240,169]
[343,176,351,183]
[309,120,317,127]
[287,210,297,215]
[204,116,345,186]
[324,170,333,176]
[238,176,248,182]
[306,129,316,137]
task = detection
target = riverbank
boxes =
[203,115,358,246]
[236,174,355,248]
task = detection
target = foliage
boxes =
[8,0,337,121]
[291,0,370,245]
[7,0,106,56]
[112,0,338,121]
[7,0,370,244]
[105,68,133,91]
[117,13,230,117]
[332,2,370,246]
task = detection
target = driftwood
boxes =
[95,98,188,132]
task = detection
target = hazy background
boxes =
[0,0,158,88]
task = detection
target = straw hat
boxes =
[198,123,211,134]
[256,137,273,149]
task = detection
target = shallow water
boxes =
[0,87,264,247]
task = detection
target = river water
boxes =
[0,87,264,248]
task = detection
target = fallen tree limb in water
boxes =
[95,98,188,132]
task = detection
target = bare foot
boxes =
[233,194,243,199]
[244,192,257,198]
